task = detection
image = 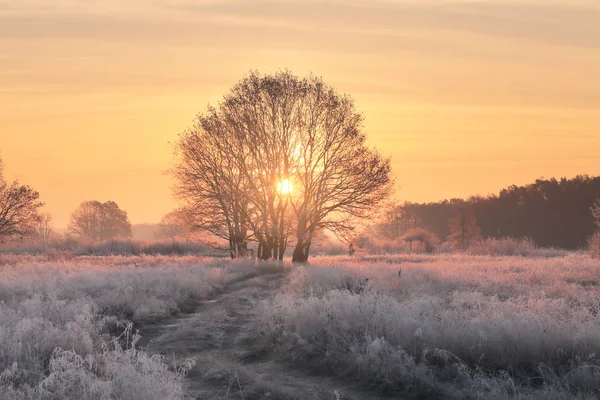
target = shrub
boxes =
[589,231,600,258]
[400,228,440,253]
[337,275,370,294]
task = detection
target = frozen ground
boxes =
[1,253,600,399]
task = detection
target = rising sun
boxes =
[277,179,293,195]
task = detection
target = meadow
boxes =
[0,254,264,400]
[256,253,600,399]
[1,249,600,399]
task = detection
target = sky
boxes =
[1,0,599,228]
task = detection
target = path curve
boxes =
[140,270,382,400]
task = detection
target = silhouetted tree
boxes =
[172,113,252,258]
[590,199,600,258]
[589,231,600,258]
[155,210,188,239]
[34,212,54,242]
[68,200,132,240]
[0,156,44,241]
[447,204,481,251]
[218,71,301,260]
[592,199,600,229]
[172,71,393,261]
[286,74,393,262]
[371,202,419,240]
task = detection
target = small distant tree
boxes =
[590,199,600,257]
[155,209,189,239]
[592,199,600,229]
[34,212,54,242]
[0,156,44,241]
[447,204,482,251]
[68,200,132,241]
[589,231,600,258]
[172,116,252,258]
[371,203,419,240]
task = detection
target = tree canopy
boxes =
[68,200,132,241]
[0,156,44,240]
[172,70,393,261]
[395,175,600,249]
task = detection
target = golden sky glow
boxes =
[1,0,599,227]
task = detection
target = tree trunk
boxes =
[293,216,309,263]
[278,236,286,261]
[304,240,311,261]
[229,239,236,259]
[292,242,306,263]
[260,239,273,260]
[292,239,311,263]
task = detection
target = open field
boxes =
[1,253,600,399]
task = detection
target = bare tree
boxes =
[447,204,482,251]
[0,156,44,241]
[101,201,132,239]
[218,72,305,260]
[224,72,392,262]
[68,200,132,241]
[172,113,252,258]
[172,71,393,261]
[370,202,419,241]
[34,212,54,242]
[286,74,393,262]
[155,209,191,239]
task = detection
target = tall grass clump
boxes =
[467,237,566,257]
[0,237,218,257]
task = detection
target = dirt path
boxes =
[140,270,382,400]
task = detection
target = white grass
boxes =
[256,253,600,398]
[0,255,259,399]
[3,252,600,398]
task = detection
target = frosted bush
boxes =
[467,237,566,257]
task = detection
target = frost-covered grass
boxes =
[256,254,600,399]
[0,255,262,399]
[467,237,567,258]
[4,252,600,399]
[0,237,218,257]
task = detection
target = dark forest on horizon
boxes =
[397,175,600,250]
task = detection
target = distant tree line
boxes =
[394,175,600,249]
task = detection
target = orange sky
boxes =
[1,0,599,228]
